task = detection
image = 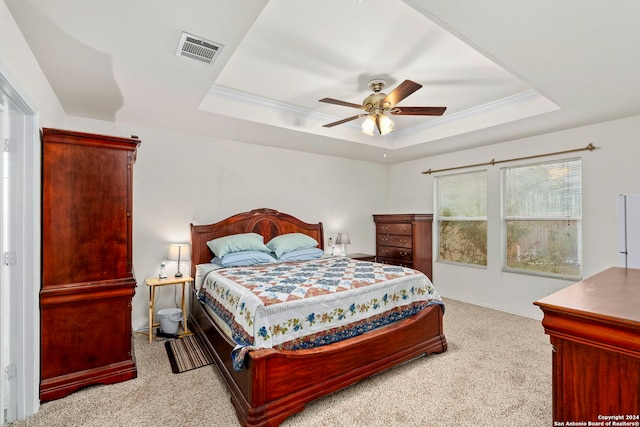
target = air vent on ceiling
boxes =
[176,32,224,65]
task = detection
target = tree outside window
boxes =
[436,170,487,267]
[502,159,582,279]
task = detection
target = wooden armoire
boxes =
[40,128,140,402]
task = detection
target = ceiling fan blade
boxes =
[322,114,365,128]
[383,80,423,108]
[319,98,363,109]
[390,106,447,116]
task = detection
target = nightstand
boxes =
[347,253,377,262]
[145,275,194,342]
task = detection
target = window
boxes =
[502,158,582,278]
[436,170,487,267]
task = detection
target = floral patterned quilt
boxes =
[198,256,443,370]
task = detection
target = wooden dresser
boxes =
[534,267,640,424]
[40,128,140,401]
[373,214,433,279]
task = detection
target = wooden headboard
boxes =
[190,208,324,277]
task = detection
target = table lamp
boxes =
[168,243,190,277]
[336,232,350,256]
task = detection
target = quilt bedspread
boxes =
[198,257,443,365]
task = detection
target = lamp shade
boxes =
[335,233,350,245]
[168,243,190,261]
[379,114,394,135]
[361,116,375,136]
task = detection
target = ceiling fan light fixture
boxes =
[361,113,394,136]
[320,79,444,134]
[379,113,394,135]
[361,115,375,136]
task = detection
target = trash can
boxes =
[157,308,182,334]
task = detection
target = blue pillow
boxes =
[278,247,325,262]
[213,250,277,267]
[207,233,270,258]
[267,233,319,258]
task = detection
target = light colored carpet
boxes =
[8,298,551,426]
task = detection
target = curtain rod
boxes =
[421,143,597,175]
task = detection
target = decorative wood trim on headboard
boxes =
[190,208,324,277]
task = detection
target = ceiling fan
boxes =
[319,79,447,136]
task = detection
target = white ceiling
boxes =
[6,0,640,164]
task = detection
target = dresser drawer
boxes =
[376,223,412,236]
[376,234,412,248]
[377,256,413,269]
[377,246,412,261]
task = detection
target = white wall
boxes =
[0,3,66,127]
[390,115,640,318]
[65,116,389,331]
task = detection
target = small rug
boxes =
[164,334,214,374]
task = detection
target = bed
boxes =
[189,208,447,427]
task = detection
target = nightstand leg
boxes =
[180,282,191,336]
[149,286,155,343]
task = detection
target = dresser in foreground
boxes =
[40,128,140,401]
[534,267,640,424]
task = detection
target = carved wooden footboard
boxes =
[190,288,445,426]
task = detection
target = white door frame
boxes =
[0,61,41,422]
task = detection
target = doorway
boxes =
[0,65,40,423]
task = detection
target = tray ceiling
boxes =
[6,0,640,163]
